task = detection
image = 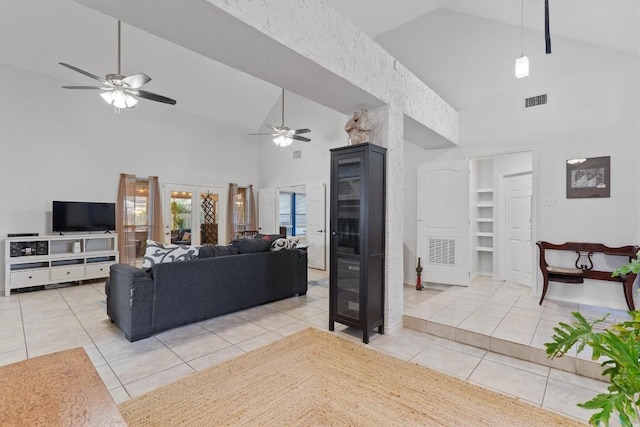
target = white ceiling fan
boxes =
[251,88,311,147]
[59,20,176,112]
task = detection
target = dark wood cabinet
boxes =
[329,143,386,343]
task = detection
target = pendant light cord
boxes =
[520,0,524,56]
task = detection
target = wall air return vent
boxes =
[524,94,548,109]
[428,238,455,266]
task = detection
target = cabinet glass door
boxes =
[335,155,362,320]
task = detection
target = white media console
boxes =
[4,234,118,297]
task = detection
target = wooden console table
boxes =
[536,241,640,311]
[0,348,126,426]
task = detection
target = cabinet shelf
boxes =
[476,218,493,223]
[477,246,494,252]
[4,234,118,296]
[477,188,494,193]
[476,202,494,208]
[476,232,494,237]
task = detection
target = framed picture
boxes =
[566,156,610,199]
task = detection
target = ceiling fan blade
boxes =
[122,73,151,89]
[265,124,279,132]
[291,135,311,142]
[129,89,177,105]
[291,128,311,134]
[59,63,106,83]
[61,86,109,90]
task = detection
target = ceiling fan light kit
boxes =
[60,20,176,113]
[273,135,293,147]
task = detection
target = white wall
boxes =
[384,11,640,309]
[0,62,259,285]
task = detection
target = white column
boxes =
[370,104,404,330]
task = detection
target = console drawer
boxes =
[51,265,85,281]
[85,263,113,279]
[11,269,50,287]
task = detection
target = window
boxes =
[279,192,306,236]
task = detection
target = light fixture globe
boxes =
[515,55,529,79]
[100,90,137,109]
[273,135,293,147]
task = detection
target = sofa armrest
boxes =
[296,249,308,295]
[107,264,155,342]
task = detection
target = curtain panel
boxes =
[116,173,137,265]
[226,183,238,244]
[247,184,257,232]
[148,176,164,242]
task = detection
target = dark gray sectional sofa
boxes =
[106,248,308,342]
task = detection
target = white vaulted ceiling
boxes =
[1,0,637,132]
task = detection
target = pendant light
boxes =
[515,0,529,78]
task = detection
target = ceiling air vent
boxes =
[524,94,548,109]
[293,150,302,159]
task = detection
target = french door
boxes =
[163,184,225,246]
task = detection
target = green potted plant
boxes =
[545,251,640,427]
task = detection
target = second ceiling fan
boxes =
[252,88,311,147]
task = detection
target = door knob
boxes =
[318,230,324,233]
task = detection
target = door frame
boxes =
[467,147,539,296]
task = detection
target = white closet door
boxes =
[505,173,533,286]
[306,183,326,270]
[417,161,470,286]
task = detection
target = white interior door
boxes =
[417,161,470,285]
[258,188,277,234]
[505,173,533,286]
[306,183,326,270]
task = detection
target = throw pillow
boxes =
[270,238,300,251]
[181,232,191,242]
[270,238,289,251]
[141,240,199,269]
[229,238,271,254]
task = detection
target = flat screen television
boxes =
[52,201,116,233]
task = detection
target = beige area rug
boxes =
[119,328,584,426]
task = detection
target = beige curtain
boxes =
[247,185,257,232]
[226,183,238,243]
[148,176,164,242]
[117,173,137,265]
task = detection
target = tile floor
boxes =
[0,270,616,424]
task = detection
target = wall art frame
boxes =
[566,156,610,199]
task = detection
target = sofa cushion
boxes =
[229,238,271,254]
[198,245,239,258]
[142,240,199,269]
